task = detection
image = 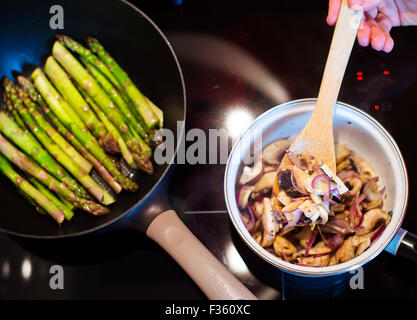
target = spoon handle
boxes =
[312,0,363,126]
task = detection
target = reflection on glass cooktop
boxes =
[1,0,417,299]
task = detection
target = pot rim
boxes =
[224,98,409,277]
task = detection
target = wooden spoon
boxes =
[278,0,363,175]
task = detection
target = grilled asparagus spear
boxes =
[52,42,153,174]
[86,36,160,129]
[75,82,137,170]
[28,176,74,221]
[14,87,115,205]
[17,75,123,194]
[44,56,119,155]
[0,153,65,224]
[31,68,138,192]
[0,132,110,215]
[2,79,90,200]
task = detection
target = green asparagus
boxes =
[2,80,90,200]
[0,153,65,224]
[31,68,138,192]
[86,37,159,128]
[28,176,74,220]
[75,82,137,170]
[56,35,122,92]
[13,86,115,206]
[18,84,93,173]
[44,56,120,155]
[17,75,122,194]
[0,132,110,215]
[52,42,153,174]
[3,91,25,129]
[80,56,150,144]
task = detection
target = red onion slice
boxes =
[236,185,253,209]
[290,166,309,196]
[304,231,317,257]
[283,208,302,230]
[321,218,353,234]
[312,173,331,202]
[287,150,301,168]
[349,194,366,227]
[326,233,345,250]
[245,204,256,233]
[337,170,361,182]
[370,224,386,244]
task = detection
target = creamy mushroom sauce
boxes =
[236,139,391,267]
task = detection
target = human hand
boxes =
[327,0,417,52]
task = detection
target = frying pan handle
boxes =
[146,210,257,300]
[385,228,417,263]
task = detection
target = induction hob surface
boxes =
[1,0,417,300]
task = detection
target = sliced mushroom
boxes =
[252,200,264,219]
[363,177,382,202]
[262,139,291,165]
[281,199,304,220]
[273,236,297,256]
[335,210,350,220]
[328,254,338,266]
[276,190,292,206]
[352,235,371,256]
[253,171,276,193]
[344,176,362,196]
[278,169,303,198]
[350,156,376,181]
[356,209,391,236]
[279,226,295,236]
[292,166,310,194]
[300,241,332,256]
[352,226,380,255]
[237,185,254,208]
[330,203,346,213]
[335,236,356,263]
[298,254,330,267]
[365,198,382,211]
[252,231,262,244]
[335,144,350,164]
[336,159,349,172]
[239,160,263,185]
[261,197,278,247]
[299,200,328,224]
[294,226,314,248]
[253,219,262,233]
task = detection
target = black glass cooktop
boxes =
[1,0,417,300]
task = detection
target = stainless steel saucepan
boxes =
[225,98,417,277]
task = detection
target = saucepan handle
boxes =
[385,228,417,263]
[146,210,257,300]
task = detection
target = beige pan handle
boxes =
[146,210,257,300]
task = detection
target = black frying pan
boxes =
[0,0,256,300]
